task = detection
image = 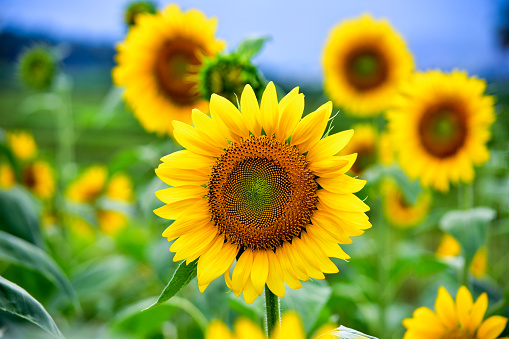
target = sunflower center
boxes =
[418,105,467,158]
[438,329,475,339]
[154,39,202,106]
[345,49,388,91]
[22,165,37,189]
[208,136,318,250]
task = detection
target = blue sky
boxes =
[1,0,505,83]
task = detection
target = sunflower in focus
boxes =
[7,130,37,162]
[22,161,55,199]
[403,286,507,339]
[388,71,495,191]
[436,234,488,278]
[206,312,337,339]
[113,4,225,135]
[338,124,377,176]
[382,180,431,228]
[322,14,413,116]
[154,82,371,304]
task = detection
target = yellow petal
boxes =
[468,292,488,332]
[316,153,358,178]
[155,185,207,204]
[477,316,508,339]
[153,198,204,220]
[260,81,279,137]
[308,157,349,175]
[234,317,266,339]
[301,231,338,274]
[206,320,233,339]
[316,175,366,194]
[318,191,370,212]
[276,93,304,141]
[160,150,215,168]
[170,225,217,262]
[272,311,305,339]
[278,86,299,112]
[240,84,262,136]
[266,250,285,297]
[162,213,210,241]
[251,250,269,296]
[275,246,303,289]
[173,121,223,157]
[402,307,445,337]
[435,286,458,330]
[291,101,331,153]
[191,109,229,148]
[155,167,208,187]
[242,278,258,305]
[232,249,254,296]
[210,94,248,138]
[306,129,354,162]
[456,286,473,329]
[197,241,238,286]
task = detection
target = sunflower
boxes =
[0,163,16,189]
[206,312,337,339]
[379,131,395,165]
[113,4,225,135]
[7,130,37,161]
[154,82,371,304]
[381,180,431,228]
[436,234,488,278]
[403,286,508,339]
[338,124,377,176]
[388,71,495,191]
[22,161,55,199]
[67,165,107,203]
[98,210,128,235]
[322,14,413,116]
[106,172,133,202]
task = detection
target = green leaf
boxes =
[0,231,79,311]
[236,36,270,61]
[0,276,64,339]
[0,189,44,248]
[439,207,496,262]
[364,165,422,205]
[144,259,198,310]
[280,279,332,333]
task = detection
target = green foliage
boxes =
[0,231,79,310]
[18,45,57,91]
[145,259,198,310]
[236,36,270,62]
[0,276,64,339]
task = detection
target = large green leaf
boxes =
[0,189,44,248]
[0,276,64,339]
[439,207,496,262]
[236,36,270,61]
[145,259,198,310]
[0,231,79,310]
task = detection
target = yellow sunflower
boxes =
[388,71,495,191]
[67,165,107,203]
[113,4,225,135]
[381,180,431,228]
[206,312,336,339]
[379,131,395,165]
[436,234,488,278]
[0,163,16,189]
[106,172,133,202]
[154,82,371,304]
[7,130,37,161]
[403,286,508,339]
[338,124,377,176]
[22,160,55,199]
[322,14,413,116]
[98,210,128,235]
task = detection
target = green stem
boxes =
[265,285,280,337]
[458,184,474,289]
[377,197,389,335]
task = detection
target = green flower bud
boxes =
[125,1,157,27]
[18,45,57,91]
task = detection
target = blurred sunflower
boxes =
[379,131,395,165]
[381,180,431,228]
[7,130,37,161]
[322,14,413,116]
[206,312,337,339]
[436,234,488,278]
[67,165,107,203]
[403,286,507,339]
[0,163,16,189]
[388,71,495,191]
[98,210,129,235]
[155,82,371,304]
[22,161,55,199]
[113,4,225,135]
[106,172,134,202]
[338,124,377,176]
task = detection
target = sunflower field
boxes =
[0,1,508,339]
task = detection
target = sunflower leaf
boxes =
[0,276,65,339]
[236,36,270,61]
[0,231,80,312]
[439,207,496,262]
[144,259,198,310]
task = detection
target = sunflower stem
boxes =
[264,285,280,337]
[458,183,474,289]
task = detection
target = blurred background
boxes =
[0,1,508,339]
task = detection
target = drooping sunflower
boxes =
[388,71,495,191]
[436,234,488,278]
[113,4,225,135]
[7,130,37,162]
[154,82,371,304]
[338,124,377,176]
[382,180,431,228]
[403,286,508,339]
[322,14,413,116]
[22,160,55,199]
[206,312,337,339]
